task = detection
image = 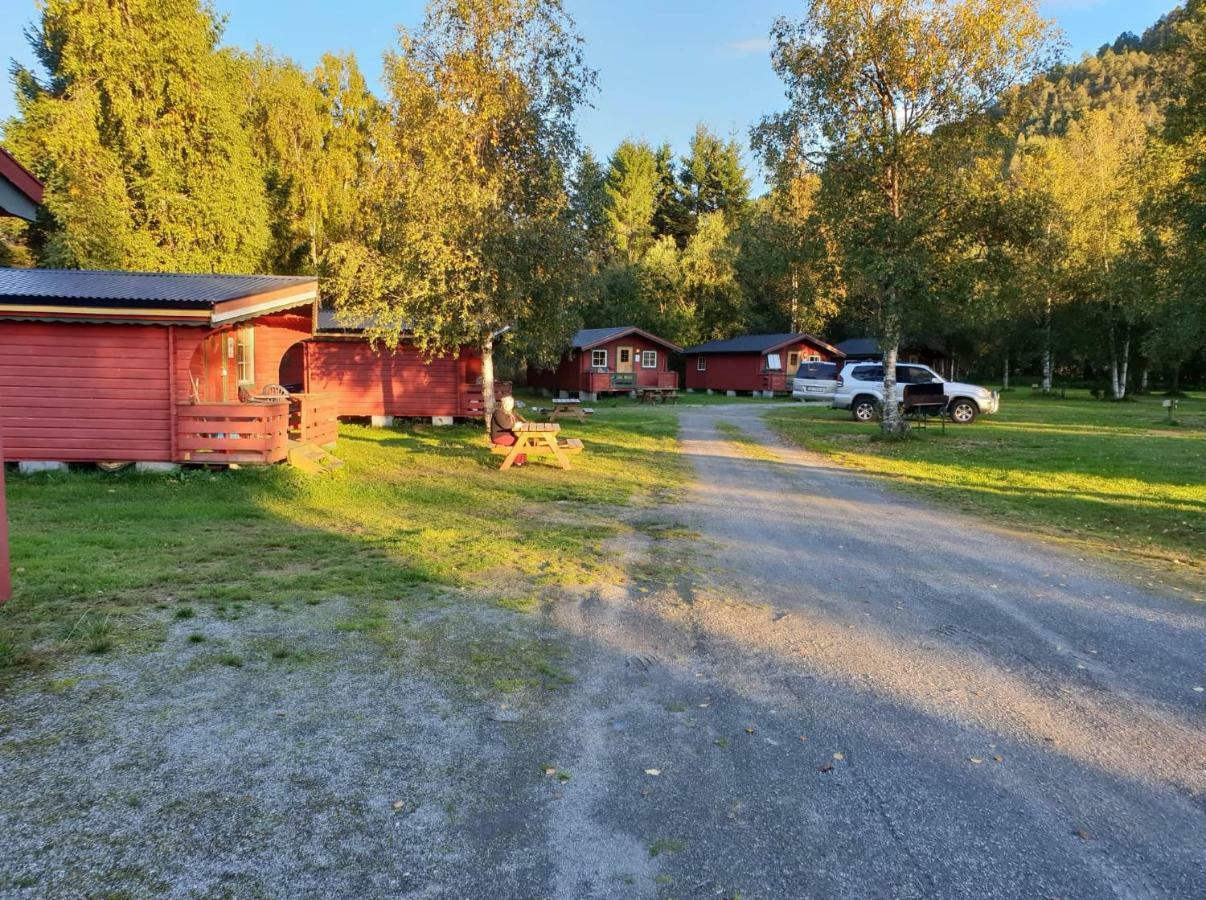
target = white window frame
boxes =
[640,350,658,369]
[765,352,782,371]
[696,356,707,371]
[236,327,255,385]
[803,352,821,363]
[591,348,608,369]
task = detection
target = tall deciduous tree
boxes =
[756,0,1058,432]
[324,0,595,423]
[7,0,270,272]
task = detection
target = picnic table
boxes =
[548,398,593,422]
[638,388,679,405]
[491,421,583,470]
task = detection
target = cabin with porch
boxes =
[527,326,681,399]
[0,268,338,469]
[683,333,844,395]
[287,311,508,424]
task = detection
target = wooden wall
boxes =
[0,322,176,461]
[684,340,839,392]
[0,414,9,603]
[528,333,678,393]
[303,339,473,417]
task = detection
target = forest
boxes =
[2,0,1204,408]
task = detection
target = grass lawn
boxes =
[511,387,778,409]
[764,390,1206,596]
[1,408,684,674]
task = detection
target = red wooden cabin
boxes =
[287,311,508,422]
[0,268,337,468]
[0,147,45,602]
[683,333,844,394]
[527,326,681,399]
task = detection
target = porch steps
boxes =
[287,440,344,475]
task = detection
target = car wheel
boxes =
[949,398,978,424]
[851,396,879,422]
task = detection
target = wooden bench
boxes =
[549,399,593,422]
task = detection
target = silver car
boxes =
[831,362,999,424]
[791,361,841,403]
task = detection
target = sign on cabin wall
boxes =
[612,373,635,387]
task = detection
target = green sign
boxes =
[612,373,635,387]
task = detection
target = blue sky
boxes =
[0,0,1184,190]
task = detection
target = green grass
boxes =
[1,409,684,672]
[715,420,782,462]
[765,390,1206,594]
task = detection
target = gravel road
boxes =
[1,402,1202,899]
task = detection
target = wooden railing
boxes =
[460,381,512,417]
[760,373,789,393]
[176,401,290,465]
[656,371,679,389]
[586,371,614,393]
[288,393,338,447]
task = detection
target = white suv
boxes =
[831,362,999,424]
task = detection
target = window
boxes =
[641,350,657,368]
[236,328,255,385]
[787,351,800,371]
[697,356,707,371]
[852,365,883,382]
[765,352,782,370]
[803,353,821,363]
[591,349,608,369]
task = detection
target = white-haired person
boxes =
[490,395,527,467]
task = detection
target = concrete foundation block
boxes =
[580,392,597,402]
[18,461,67,474]
[706,389,714,395]
[726,390,737,397]
[370,415,395,428]
[431,416,454,427]
[134,462,180,474]
[686,388,696,393]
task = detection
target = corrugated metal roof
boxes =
[684,333,807,354]
[571,326,634,349]
[0,267,315,309]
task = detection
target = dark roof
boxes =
[571,326,681,353]
[317,308,378,332]
[0,147,43,209]
[835,338,881,358]
[684,333,842,356]
[0,267,315,309]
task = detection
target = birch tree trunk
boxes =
[881,342,906,434]
[1002,350,1010,391]
[1118,328,1131,401]
[1041,297,1053,393]
[481,335,496,433]
[1108,323,1122,401]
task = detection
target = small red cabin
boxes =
[289,311,507,422]
[527,326,681,398]
[0,147,46,602]
[683,333,844,394]
[0,268,337,468]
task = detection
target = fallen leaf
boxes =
[1073,828,1094,841]
[833,752,844,761]
[391,800,405,811]
[818,763,834,773]
[1194,686,1204,693]
[745,726,756,734]
[543,767,556,777]
[798,735,808,742]
[968,756,984,764]
[992,755,1004,763]
[644,768,661,776]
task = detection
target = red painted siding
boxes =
[0,322,175,461]
[528,333,679,393]
[0,414,10,603]
[685,339,839,392]
[304,339,477,417]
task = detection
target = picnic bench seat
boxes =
[490,437,583,455]
[490,422,584,470]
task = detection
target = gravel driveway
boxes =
[1,403,1202,898]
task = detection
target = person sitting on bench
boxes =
[491,395,527,467]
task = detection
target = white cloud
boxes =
[725,37,771,56]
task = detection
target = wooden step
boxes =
[287,440,344,474]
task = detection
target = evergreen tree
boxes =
[603,140,659,261]
[678,125,751,237]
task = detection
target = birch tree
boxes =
[324,0,594,425]
[755,0,1058,432]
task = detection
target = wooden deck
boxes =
[176,393,339,465]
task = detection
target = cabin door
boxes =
[617,346,634,375]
